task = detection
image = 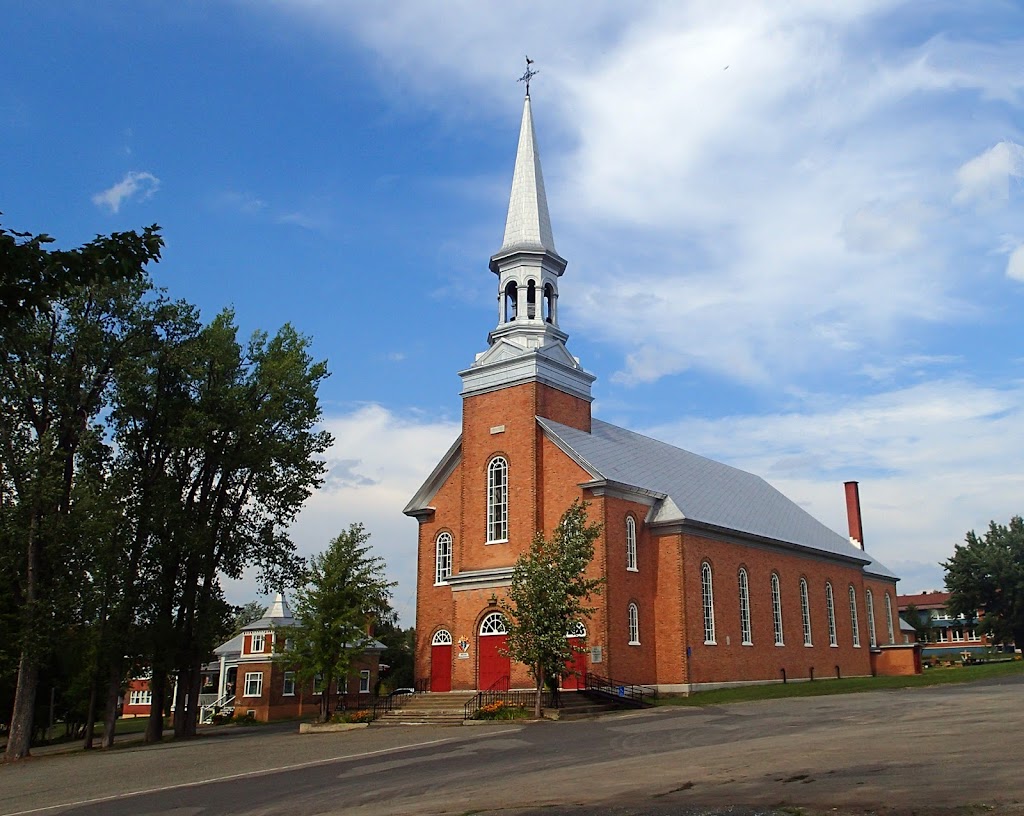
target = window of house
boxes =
[435,531,453,584]
[848,585,861,647]
[866,589,877,647]
[967,628,980,641]
[243,672,263,697]
[628,603,640,645]
[884,592,895,644]
[826,583,838,646]
[129,689,152,706]
[800,578,813,646]
[283,672,296,696]
[359,670,371,693]
[701,562,716,644]
[937,629,948,643]
[626,516,638,571]
[486,457,508,543]
[250,633,266,653]
[738,568,752,645]
[771,573,784,646]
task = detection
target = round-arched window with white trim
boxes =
[432,629,453,646]
[566,621,587,638]
[479,612,508,635]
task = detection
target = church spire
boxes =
[498,93,556,255]
[460,79,594,407]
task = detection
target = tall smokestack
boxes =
[844,481,864,550]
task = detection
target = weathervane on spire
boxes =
[518,55,538,96]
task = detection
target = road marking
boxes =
[2,729,521,816]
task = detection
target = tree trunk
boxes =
[145,670,166,743]
[184,658,203,738]
[172,666,191,738]
[82,672,99,750]
[5,651,40,760]
[534,666,544,720]
[101,660,122,749]
[5,510,42,761]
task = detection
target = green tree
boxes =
[279,524,394,723]
[0,220,162,328]
[944,516,1024,649]
[501,500,604,719]
[231,601,268,636]
[0,224,160,760]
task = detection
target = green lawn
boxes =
[655,659,1024,707]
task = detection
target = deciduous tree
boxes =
[944,516,1024,649]
[279,524,394,723]
[501,500,603,718]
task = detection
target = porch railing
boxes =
[199,692,236,725]
[583,673,657,707]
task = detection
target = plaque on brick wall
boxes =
[590,645,603,663]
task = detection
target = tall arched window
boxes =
[884,592,896,644]
[771,573,784,645]
[626,516,637,571]
[849,585,861,647]
[800,578,813,646]
[486,456,508,543]
[866,589,877,647]
[701,562,716,644]
[738,568,752,645]
[826,582,837,646]
[628,603,640,645]
[435,532,452,584]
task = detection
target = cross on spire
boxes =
[518,56,538,96]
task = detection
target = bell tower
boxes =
[459,90,595,425]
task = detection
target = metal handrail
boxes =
[584,673,657,707]
[199,693,236,724]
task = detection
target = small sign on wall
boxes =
[458,653,470,659]
[590,645,603,663]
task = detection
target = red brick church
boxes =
[405,89,907,694]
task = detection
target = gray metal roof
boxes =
[539,416,897,579]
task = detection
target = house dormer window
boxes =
[486,456,508,543]
[250,633,266,653]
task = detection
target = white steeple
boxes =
[498,94,557,255]
[461,87,594,403]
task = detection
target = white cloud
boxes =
[954,141,1024,206]
[1007,244,1024,281]
[92,170,160,213]
[645,379,1024,593]
[283,405,459,624]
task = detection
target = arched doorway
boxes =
[562,621,587,690]
[430,630,453,692]
[478,612,510,690]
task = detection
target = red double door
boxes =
[478,634,510,690]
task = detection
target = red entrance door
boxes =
[562,642,587,690]
[478,635,509,690]
[430,644,452,692]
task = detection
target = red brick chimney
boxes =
[844,481,864,550]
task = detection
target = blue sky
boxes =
[4,2,1024,623]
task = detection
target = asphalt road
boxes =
[2,675,1023,816]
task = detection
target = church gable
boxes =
[403,436,462,517]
